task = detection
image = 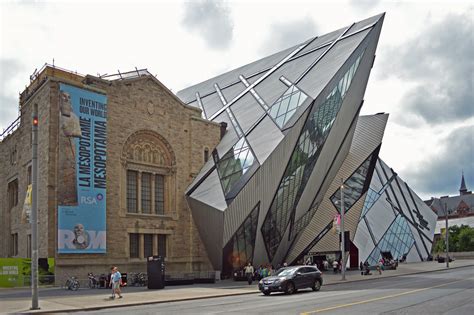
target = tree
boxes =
[433,225,474,253]
[458,226,474,251]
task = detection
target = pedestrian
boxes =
[332,260,338,273]
[360,261,364,275]
[323,260,329,271]
[244,262,254,285]
[109,266,123,299]
[376,260,382,275]
[364,261,372,275]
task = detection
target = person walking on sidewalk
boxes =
[244,262,255,285]
[376,259,383,275]
[110,266,123,299]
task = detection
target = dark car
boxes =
[258,265,323,295]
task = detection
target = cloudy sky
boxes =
[1,0,472,200]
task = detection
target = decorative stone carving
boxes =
[122,130,176,167]
[147,101,155,115]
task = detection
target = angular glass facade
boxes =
[268,85,308,128]
[360,169,397,219]
[222,203,260,277]
[366,215,415,266]
[261,51,365,260]
[291,145,378,244]
[330,148,378,213]
[215,137,256,195]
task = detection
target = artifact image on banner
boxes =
[57,83,107,253]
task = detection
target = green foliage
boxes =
[433,225,474,253]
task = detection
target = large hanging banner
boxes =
[57,83,107,253]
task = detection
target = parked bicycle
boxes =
[64,276,80,291]
[129,272,147,286]
[88,272,99,289]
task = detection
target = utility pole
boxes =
[31,104,39,310]
[445,203,449,269]
[340,178,346,281]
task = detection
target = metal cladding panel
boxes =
[190,169,227,211]
[246,115,284,164]
[185,158,215,195]
[386,171,430,258]
[252,77,289,111]
[389,171,436,258]
[222,81,246,103]
[311,192,367,254]
[291,44,387,223]
[186,196,224,270]
[252,47,326,125]
[405,244,420,263]
[370,164,384,192]
[288,114,387,261]
[298,29,371,100]
[296,28,345,56]
[285,30,386,262]
[354,219,376,263]
[365,195,397,242]
[347,13,384,34]
[222,109,309,266]
[230,92,265,135]
[201,92,224,118]
[286,119,358,263]
[276,47,327,84]
[214,113,239,158]
[177,44,299,104]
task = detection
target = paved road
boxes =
[76,267,474,315]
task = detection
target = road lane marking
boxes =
[300,277,472,314]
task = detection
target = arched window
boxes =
[122,130,176,215]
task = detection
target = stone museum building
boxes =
[0,65,221,280]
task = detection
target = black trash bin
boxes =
[147,256,165,289]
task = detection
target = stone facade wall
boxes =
[0,81,52,259]
[1,71,221,284]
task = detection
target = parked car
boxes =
[258,265,323,295]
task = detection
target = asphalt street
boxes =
[75,267,474,315]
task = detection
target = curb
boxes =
[15,264,474,314]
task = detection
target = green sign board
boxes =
[0,258,55,287]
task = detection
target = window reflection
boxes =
[366,215,415,266]
[268,85,308,128]
[216,137,256,195]
[222,203,259,277]
[261,51,365,260]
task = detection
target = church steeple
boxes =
[460,171,468,195]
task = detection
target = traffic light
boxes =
[33,116,38,126]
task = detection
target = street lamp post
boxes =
[445,203,449,269]
[340,178,346,281]
[31,104,39,310]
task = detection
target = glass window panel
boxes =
[144,234,153,258]
[262,51,366,259]
[129,233,139,258]
[127,171,138,213]
[155,175,165,215]
[158,234,166,257]
[141,172,152,214]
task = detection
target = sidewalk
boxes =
[2,259,473,314]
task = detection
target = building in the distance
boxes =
[425,173,474,218]
[0,65,221,281]
[178,13,437,274]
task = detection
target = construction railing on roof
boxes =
[100,68,151,81]
[0,116,21,142]
[20,63,85,106]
